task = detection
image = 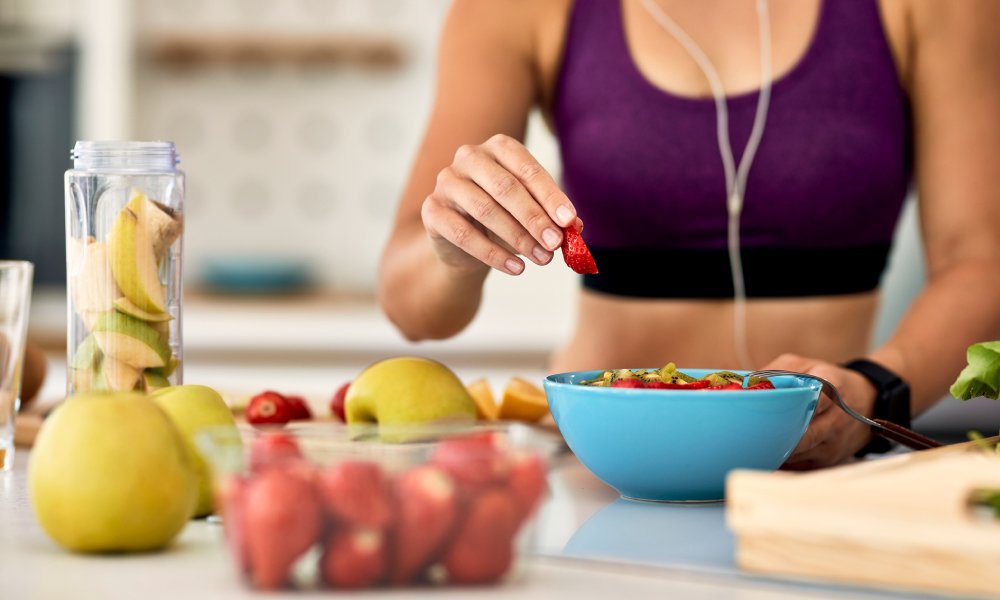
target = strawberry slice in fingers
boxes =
[560,225,598,275]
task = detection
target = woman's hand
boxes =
[763,353,878,470]
[421,134,580,277]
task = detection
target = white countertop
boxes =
[27,286,1000,437]
[1,448,951,600]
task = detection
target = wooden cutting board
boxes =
[726,438,1000,598]
[14,406,49,447]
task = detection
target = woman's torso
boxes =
[527,0,914,372]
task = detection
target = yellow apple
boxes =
[345,357,476,431]
[151,384,239,518]
[28,392,197,552]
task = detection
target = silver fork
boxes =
[746,369,943,452]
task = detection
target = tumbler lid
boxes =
[71,141,180,172]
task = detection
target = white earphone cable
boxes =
[637,0,772,369]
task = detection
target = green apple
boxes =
[28,392,197,552]
[108,195,168,315]
[345,357,476,433]
[151,385,239,518]
[92,311,171,369]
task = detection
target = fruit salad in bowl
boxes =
[544,365,823,502]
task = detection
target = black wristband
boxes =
[842,358,912,457]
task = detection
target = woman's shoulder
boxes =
[444,0,569,33]
[906,0,1000,52]
[909,0,1000,28]
[871,0,997,97]
[443,0,573,59]
[905,0,1000,87]
[441,0,574,102]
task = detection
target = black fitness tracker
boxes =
[842,358,912,456]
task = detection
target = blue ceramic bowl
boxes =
[544,369,821,502]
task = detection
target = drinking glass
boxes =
[0,260,34,471]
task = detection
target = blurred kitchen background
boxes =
[1,0,995,435]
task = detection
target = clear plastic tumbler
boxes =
[64,141,184,395]
[0,260,33,471]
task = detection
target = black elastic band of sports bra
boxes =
[582,244,891,299]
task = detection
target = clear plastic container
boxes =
[198,423,557,591]
[64,141,184,394]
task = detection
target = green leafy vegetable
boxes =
[950,341,1000,400]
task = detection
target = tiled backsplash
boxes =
[133,0,563,293]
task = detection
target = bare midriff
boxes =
[549,289,879,373]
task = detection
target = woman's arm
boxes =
[868,0,1000,412]
[769,0,1000,468]
[377,0,576,341]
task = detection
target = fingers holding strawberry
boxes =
[422,134,580,277]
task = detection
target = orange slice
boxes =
[498,377,549,422]
[467,378,499,421]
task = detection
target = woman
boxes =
[378,0,1000,468]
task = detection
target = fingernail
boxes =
[505,258,524,275]
[542,228,561,250]
[556,205,575,226]
[532,245,551,264]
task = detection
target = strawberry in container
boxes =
[201,424,553,591]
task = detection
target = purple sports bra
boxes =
[553,0,913,298]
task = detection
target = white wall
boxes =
[130,0,567,295]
